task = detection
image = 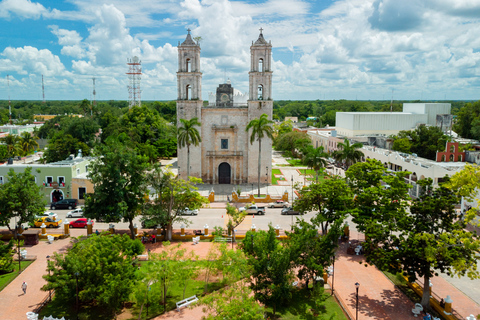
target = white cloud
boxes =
[0,0,48,19]
[1,46,65,77]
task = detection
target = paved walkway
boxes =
[0,237,72,320]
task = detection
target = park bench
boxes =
[20,249,27,260]
[137,254,149,261]
[47,235,54,244]
[176,295,199,311]
[192,236,200,245]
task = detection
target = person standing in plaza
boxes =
[21,282,27,294]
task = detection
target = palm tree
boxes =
[19,131,39,162]
[1,134,21,158]
[302,145,328,183]
[246,113,274,196]
[177,117,202,178]
[332,138,364,170]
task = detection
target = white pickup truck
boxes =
[238,204,266,215]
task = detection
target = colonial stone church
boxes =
[176,29,273,184]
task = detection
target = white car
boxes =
[268,200,290,208]
[35,211,58,220]
[66,208,84,218]
[179,208,199,216]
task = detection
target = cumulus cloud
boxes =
[0,0,48,19]
[1,46,65,76]
[368,0,425,32]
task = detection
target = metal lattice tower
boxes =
[126,56,142,108]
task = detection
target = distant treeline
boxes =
[0,99,469,127]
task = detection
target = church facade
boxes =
[176,30,273,184]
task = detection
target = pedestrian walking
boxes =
[21,282,27,294]
[151,234,156,244]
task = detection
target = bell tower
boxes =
[177,29,203,179]
[247,29,273,183]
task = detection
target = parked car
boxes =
[238,204,266,215]
[66,208,84,218]
[178,208,199,216]
[281,207,302,215]
[50,199,78,210]
[35,212,58,220]
[32,217,63,228]
[268,200,289,208]
[70,218,92,228]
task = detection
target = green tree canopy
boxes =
[246,113,274,196]
[332,138,364,169]
[43,131,91,163]
[391,125,449,160]
[84,139,150,239]
[43,234,143,318]
[142,165,208,240]
[0,167,46,232]
[301,145,328,182]
[273,131,310,158]
[178,117,202,177]
[294,176,352,234]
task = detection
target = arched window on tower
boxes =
[186,85,192,100]
[257,85,263,100]
[258,58,264,72]
[186,59,191,72]
[449,154,454,161]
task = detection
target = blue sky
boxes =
[1,0,480,101]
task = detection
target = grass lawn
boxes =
[40,261,225,320]
[286,159,304,167]
[298,169,325,182]
[382,271,420,304]
[272,169,285,185]
[0,260,34,292]
[264,287,348,320]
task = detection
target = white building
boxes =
[362,145,465,198]
[335,103,451,137]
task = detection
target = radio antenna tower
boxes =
[42,75,46,104]
[390,89,394,112]
[7,75,12,124]
[92,77,96,115]
[126,56,142,108]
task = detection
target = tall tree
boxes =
[301,145,328,182]
[42,234,143,319]
[84,139,149,239]
[294,176,352,234]
[241,226,292,316]
[362,178,480,309]
[246,113,274,196]
[19,131,39,158]
[287,219,342,289]
[332,138,364,169]
[0,167,46,232]
[1,134,20,158]
[225,203,247,246]
[143,165,208,241]
[177,117,202,178]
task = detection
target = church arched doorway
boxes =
[218,162,231,184]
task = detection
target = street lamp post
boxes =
[251,183,254,195]
[331,251,336,296]
[266,166,268,195]
[291,176,294,230]
[355,282,360,320]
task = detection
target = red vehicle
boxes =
[69,218,92,228]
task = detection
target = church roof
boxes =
[181,29,197,46]
[253,29,268,46]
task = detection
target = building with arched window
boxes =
[176,29,273,185]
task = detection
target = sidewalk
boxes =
[0,237,72,320]
[2,230,479,320]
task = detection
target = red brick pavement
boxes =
[2,228,479,320]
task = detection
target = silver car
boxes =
[179,208,199,215]
[67,208,84,218]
